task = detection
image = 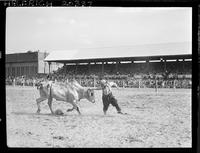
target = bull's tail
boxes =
[49,84,52,99]
[48,81,53,99]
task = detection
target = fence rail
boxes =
[6,77,192,89]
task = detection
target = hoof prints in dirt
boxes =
[7,87,191,147]
[45,142,52,146]
[125,137,144,143]
[53,136,65,140]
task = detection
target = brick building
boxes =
[6,51,51,77]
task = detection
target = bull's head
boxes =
[86,89,95,103]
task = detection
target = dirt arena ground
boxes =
[6,86,191,148]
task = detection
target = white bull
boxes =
[36,80,95,115]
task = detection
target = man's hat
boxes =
[100,79,107,85]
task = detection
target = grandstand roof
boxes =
[45,42,192,63]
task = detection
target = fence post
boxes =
[173,79,176,91]
[155,79,158,93]
[138,79,140,89]
[13,79,15,87]
[162,80,165,88]
[94,77,96,87]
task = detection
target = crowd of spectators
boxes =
[6,75,45,87]
[6,61,192,88]
[6,72,192,89]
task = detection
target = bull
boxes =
[35,80,95,115]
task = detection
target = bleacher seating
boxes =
[6,60,192,89]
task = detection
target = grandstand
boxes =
[42,43,192,89]
[6,43,192,89]
[49,54,191,76]
[44,43,192,77]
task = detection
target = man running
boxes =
[97,79,123,115]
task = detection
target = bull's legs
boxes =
[36,97,47,113]
[76,107,81,115]
[71,100,81,115]
[48,97,54,114]
[67,107,74,112]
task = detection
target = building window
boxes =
[6,67,8,76]
[31,66,34,75]
[28,66,30,75]
[12,67,15,76]
[26,66,29,75]
[15,67,18,76]
[14,67,17,76]
[21,67,24,75]
[18,67,20,76]
[29,66,32,75]
[35,67,37,74]
[15,67,17,76]
[24,67,26,75]
[8,67,10,76]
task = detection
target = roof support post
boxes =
[19,66,22,76]
[48,62,51,74]
[88,62,91,74]
[176,59,179,73]
[146,59,149,73]
[115,61,119,73]
[164,59,167,72]
[160,58,165,73]
[101,62,104,76]
[131,61,134,73]
[75,63,78,75]
[64,63,66,74]
[182,59,185,73]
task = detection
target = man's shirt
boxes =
[102,83,112,95]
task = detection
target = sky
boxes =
[6,7,192,56]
